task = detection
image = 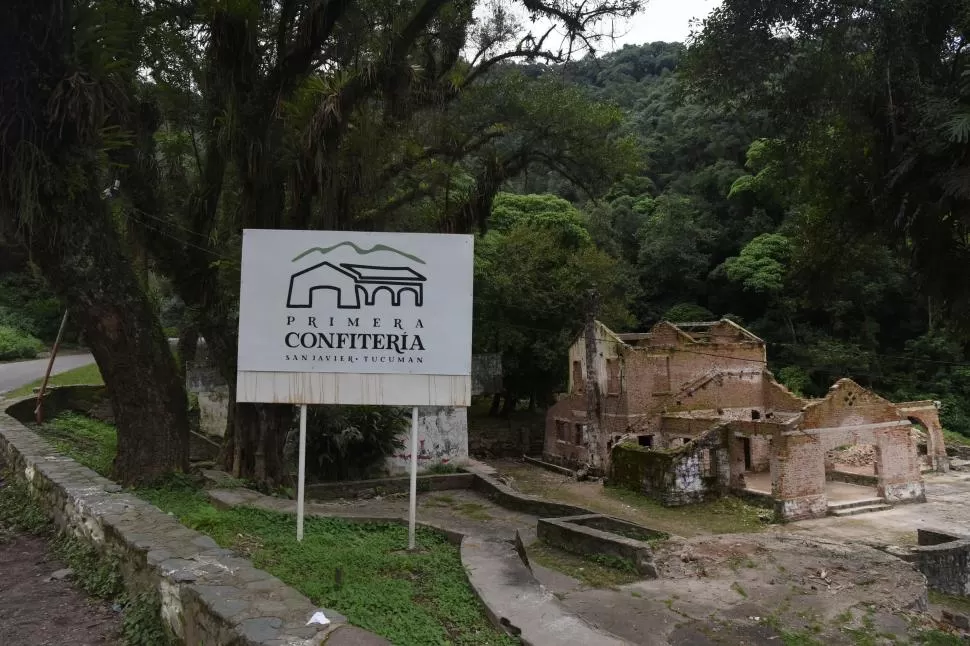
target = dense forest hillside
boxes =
[503,42,970,437]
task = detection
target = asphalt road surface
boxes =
[0,353,95,396]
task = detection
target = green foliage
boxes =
[720,233,791,295]
[0,273,64,342]
[474,193,634,402]
[121,591,175,646]
[138,486,515,646]
[0,471,49,539]
[663,303,715,322]
[39,412,117,477]
[527,541,641,588]
[777,366,811,397]
[0,472,173,645]
[306,407,408,482]
[0,324,44,360]
[48,533,125,600]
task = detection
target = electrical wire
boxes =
[124,209,227,260]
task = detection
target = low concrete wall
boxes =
[537,515,661,577]
[306,472,475,501]
[0,399,385,645]
[914,528,970,597]
[949,445,970,460]
[470,471,591,518]
[6,384,113,424]
[524,455,576,477]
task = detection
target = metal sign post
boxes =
[408,406,419,550]
[297,404,308,541]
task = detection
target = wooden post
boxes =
[583,289,602,472]
[35,310,69,424]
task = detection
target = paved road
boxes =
[0,353,95,395]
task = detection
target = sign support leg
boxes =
[408,406,419,551]
[297,404,307,542]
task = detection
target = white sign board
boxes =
[236,229,474,406]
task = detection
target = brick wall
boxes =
[610,425,728,506]
[771,432,827,520]
[898,401,949,473]
[763,378,805,412]
[876,425,926,502]
[801,379,900,429]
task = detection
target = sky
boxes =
[610,0,723,47]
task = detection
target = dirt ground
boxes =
[0,482,120,646]
[532,533,931,645]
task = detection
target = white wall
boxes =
[386,406,468,473]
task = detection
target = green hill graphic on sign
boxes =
[292,242,426,265]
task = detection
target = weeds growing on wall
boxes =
[0,469,174,645]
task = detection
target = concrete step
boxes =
[830,504,892,517]
[827,497,884,511]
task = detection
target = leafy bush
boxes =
[0,273,64,342]
[0,325,44,360]
[305,406,408,481]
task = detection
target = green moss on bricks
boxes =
[610,443,676,493]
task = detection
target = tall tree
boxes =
[0,0,189,483]
[130,0,643,485]
[685,0,970,325]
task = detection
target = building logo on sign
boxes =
[286,242,427,309]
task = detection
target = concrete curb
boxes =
[460,536,631,646]
[0,398,389,646]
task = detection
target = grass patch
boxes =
[494,461,770,537]
[139,481,514,646]
[421,463,462,475]
[942,429,970,447]
[7,361,103,398]
[929,590,970,615]
[25,413,509,643]
[38,412,116,476]
[454,502,492,521]
[602,486,769,535]
[526,540,640,588]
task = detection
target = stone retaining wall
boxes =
[306,472,475,501]
[0,399,386,645]
[914,528,970,597]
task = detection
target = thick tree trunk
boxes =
[489,393,502,417]
[501,391,517,418]
[17,188,191,484]
[222,389,292,489]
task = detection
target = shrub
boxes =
[0,273,65,342]
[305,406,408,481]
[0,325,44,360]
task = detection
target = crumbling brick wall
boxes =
[802,379,924,504]
[771,432,827,520]
[610,426,728,506]
[763,377,805,412]
[897,401,949,473]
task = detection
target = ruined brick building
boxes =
[544,319,949,520]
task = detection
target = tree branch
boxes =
[270,0,354,95]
